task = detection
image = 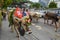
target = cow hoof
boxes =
[49,24,51,26]
[10,30,14,33]
[44,23,45,24]
[9,25,10,27]
[29,32,32,34]
[16,36,19,38]
[55,30,57,32]
[55,31,57,32]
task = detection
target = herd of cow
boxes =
[32,11,60,32]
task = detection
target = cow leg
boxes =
[44,18,46,24]
[51,20,54,24]
[58,20,60,27]
[23,24,27,32]
[24,24,29,31]
[9,24,10,27]
[54,22,58,32]
[9,23,11,27]
[0,23,2,29]
[50,20,54,26]
[10,25,14,32]
[47,19,49,24]
[0,23,2,27]
[36,17,38,23]
[14,25,20,38]
[59,22,60,27]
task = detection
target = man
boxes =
[13,6,25,38]
[22,8,32,34]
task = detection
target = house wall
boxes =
[56,2,60,8]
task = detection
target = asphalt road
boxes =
[0,16,60,40]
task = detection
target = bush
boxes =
[48,1,57,8]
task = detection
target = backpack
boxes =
[18,22,25,36]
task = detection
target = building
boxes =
[55,1,60,8]
[39,0,50,7]
[39,0,60,8]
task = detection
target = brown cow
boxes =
[30,13,40,22]
[13,16,32,37]
[43,12,59,32]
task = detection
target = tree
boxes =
[15,0,28,3]
[30,3,34,8]
[30,3,41,9]
[27,1,33,3]
[0,0,4,8]
[48,1,57,8]
[34,3,41,9]
[2,0,12,8]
